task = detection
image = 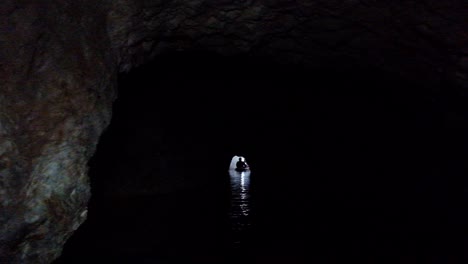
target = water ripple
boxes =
[228,169,252,242]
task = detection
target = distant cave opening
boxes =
[87,51,332,198]
[55,51,463,263]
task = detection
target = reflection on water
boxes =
[228,169,251,245]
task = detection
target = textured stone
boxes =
[0,0,466,263]
[0,1,115,263]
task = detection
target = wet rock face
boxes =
[0,0,466,263]
[0,1,115,263]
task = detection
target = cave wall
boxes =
[109,0,467,87]
[0,0,466,263]
[0,1,116,263]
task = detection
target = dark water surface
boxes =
[55,159,460,264]
[228,169,252,247]
[56,167,307,264]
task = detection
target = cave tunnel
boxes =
[51,50,464,264]
[3,1,468,262]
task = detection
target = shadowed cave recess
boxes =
[0,0,467,263]
[53,51,464,264]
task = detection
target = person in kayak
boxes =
[235,157,249,171]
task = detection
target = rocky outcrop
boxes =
[0,0,466,263]
[0,1,115,263]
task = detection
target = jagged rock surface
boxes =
[0,1,115,263]
[0,0,466,263]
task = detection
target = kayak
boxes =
[235,166,250,172]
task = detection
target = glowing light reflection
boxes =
[228,169,251,219]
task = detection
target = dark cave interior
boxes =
[55,51,463,263]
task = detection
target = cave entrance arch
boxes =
[86,50,321,197]
[57,50,322,263]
